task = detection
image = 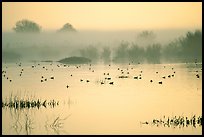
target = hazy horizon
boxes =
[2,2,202,135]
[2,2,202,63]
[2,2,202,32]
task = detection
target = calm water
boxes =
[2,62,202,135]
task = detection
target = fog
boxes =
[2,29,202,64]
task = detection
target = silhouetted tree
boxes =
[113,41,129,63]
[101,47,111,64]
[13,19,41,33]
[179,30,202,61]
[145,43,161,64]
[128,43,145,63]
[80,45,99,62]
[2,51,21,62]
[162,39,182,62]
[136,30,156,47]
[162,30,202,62]
[57,23,76,32]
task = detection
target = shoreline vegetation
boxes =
[58,56,91,64]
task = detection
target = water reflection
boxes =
[2,91,74,135]
[2,62,202,134]
[63,97,76,109]
[10,110,22,135]
[45,114,72,135]
[8,108,72,135]
[24,112,34,135]
[9,109,34,135]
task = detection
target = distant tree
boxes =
[137,30,156,39]
[136,30,156,47]
[57,23,76,32]
[162,30,202,62]
[179,30,202,61]
[145,43,161,64]
[128,43,145,63]
[13,19,41,33]
[113,41,129,63]
[2,51,21,62]
[80,45,99,62]
[162,39,182,62]
[101,47,111,64]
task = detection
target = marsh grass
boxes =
[141,115,202,128]
[2,92,59,109]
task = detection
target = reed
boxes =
[2,93,59,109]
[141,115,202,128]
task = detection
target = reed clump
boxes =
[2,93,59,109]
[141,115,202,128]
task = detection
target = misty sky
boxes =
[2,2,202,32]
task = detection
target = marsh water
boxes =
[2,62,202,135]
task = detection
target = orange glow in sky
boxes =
[2,2,202,31]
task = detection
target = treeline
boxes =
[12,19,76,33]
[78,30,202,64]
[2,30,202,64]
[162,30,202,63]
[112,41,161,64]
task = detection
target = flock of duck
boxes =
[2,61,201,90]
[2,69,12,82]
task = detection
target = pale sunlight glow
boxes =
[2,2,202,31]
